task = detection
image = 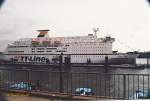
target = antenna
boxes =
[93,27,99,36]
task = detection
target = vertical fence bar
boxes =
[123,75,126,99]
[0,72,1,88]
[70,72,72,96]
[50,72,53,92]
[48,72,50,92]
[6,71,8,89]
[86,73,89,97]
[0,71,2,88]
[148,75,149,97]
[95,73,98,96]
[8,71,11,89]
[133,75,134,99]
[143,75,144,97]
[114,74,116,97]
[128,74,129,99]
[99,73,101,96]
[2,71,4,88]
[79,73,80,95]
[28,70,30,91]
[12,70,15,90]
[118,75,120,98]
[66,72,69,95]
[137,74,139,99]
[105,74,107,97]
[108,74,111,98]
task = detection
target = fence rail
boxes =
[0,69,150,99]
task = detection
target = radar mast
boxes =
[93,28,99,37]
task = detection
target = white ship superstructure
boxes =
[3,29,116,64]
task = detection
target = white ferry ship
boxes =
[2,29,123,65]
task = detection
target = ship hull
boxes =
[1,53,136,65]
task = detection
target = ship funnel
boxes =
[37,30,50,38]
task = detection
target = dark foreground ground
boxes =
[0,92,53,101]
[0,91,110,101]
[1,95,50,101]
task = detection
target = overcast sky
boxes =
[0,0,150,52]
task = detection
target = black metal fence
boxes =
[0,69,150,99]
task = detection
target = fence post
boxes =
[59,53,63,93]
[123,75,126,99]
[104,56,108,72]
[64,55,71,71]
[134,58,137,68]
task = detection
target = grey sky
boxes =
[0,0,150,52]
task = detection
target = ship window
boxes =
[8,51,24,53]
[8,46,28,48]
[56,50,66,52]
[65,45,70,46]
[37,48,44,50]
[47,51,52,52]
[38,34,45,37]
[47,48,57,50]
[37,51,44,52]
